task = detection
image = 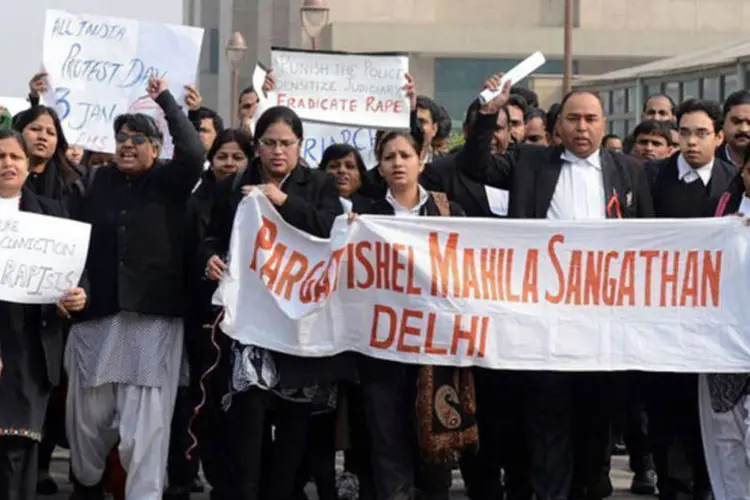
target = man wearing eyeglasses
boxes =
[642,98,736,500]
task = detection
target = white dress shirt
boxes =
[739,194,750,215]
[0,194,21,212]
[339,197,353,214]
[546,150,606,221]
[677,155,714,185]
[386,185,430,217]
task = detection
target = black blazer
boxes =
[358,192,464,385]
[73,90,206,320]
[644,152,737,216]
[0,187,69,387]
[461,112,655,219]
[708,173,746,215]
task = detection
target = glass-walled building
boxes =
[574,39,750,137]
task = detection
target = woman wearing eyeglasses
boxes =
[64,76,206,500]
[201,105,348,500]
[700,151,750,500]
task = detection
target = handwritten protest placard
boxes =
[216,192,750,372]
[41,10,204,158]
[302,122,377,168]
[270,48,410,129]
[0,210,90,304]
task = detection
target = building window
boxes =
[664,82,680,104]
[682,80,700,100]
[611,120,626,138]
[601,91,612,115]
[702,77,720,101]
[612,89,625,115]
[625,87,634,114]
[723,73,739,98]
[435,58,579,123]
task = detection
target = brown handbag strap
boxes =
[429,191,450,216]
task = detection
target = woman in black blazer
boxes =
[201,106,347,500]
[353,130,473,500]
[0,130,86,500]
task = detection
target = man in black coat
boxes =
[460,74,654,500]
[642,98,735,500]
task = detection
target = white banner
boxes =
[0,97,30,117]
[41,10,204,158]
[0,209,90,304]
[216,193,750,373]
[270,48,410,129]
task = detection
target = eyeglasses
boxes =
[115,133,149,145]
[258,138,298,150]
[678,129,714,140]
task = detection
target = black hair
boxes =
[506,94,529,116]
[320,144,367,179]
[643,94,676,113]
[601,134,622,146]
[239,86,257,103]
[723,90,750,118]
[193,107,224,135]
[510,86,539,108]
[253,106,304,142]
[435,105,452,141]
[0,129,29,158]
[675,98,723,133]
[113,113,164,147]
[545,103,561,134]
[376,130,423,162]
[631,120,672,144]
[415,95,440,124]
[524,107,546,124]
[13,105,79,189]
[207,128,254,163]
[559,90,604,115]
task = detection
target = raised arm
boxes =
[461,74,516,190]
[149,78,206,196]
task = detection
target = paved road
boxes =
[47,449,647,499]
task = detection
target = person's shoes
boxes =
[190,478,205,493]
[585,476,614,499]
[629,469,656,495]
[37,472,59,495]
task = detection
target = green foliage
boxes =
[446,132,465,151]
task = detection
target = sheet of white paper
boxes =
[479,51,546,105]
[485,186,509,216]
[253,65,267,102]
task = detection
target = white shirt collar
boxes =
[560,149,602,170]
[739,194,750,215]
[386,185,430,216]
[677,154,713,185]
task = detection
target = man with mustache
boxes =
[716,90,750,168]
